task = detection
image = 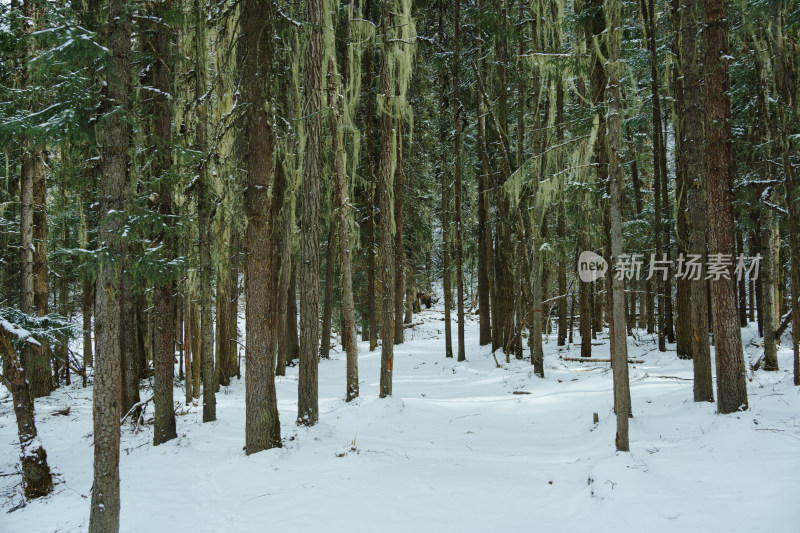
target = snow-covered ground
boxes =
[2,307,799,532]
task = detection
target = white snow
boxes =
[1,307,798,532]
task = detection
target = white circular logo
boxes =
[578,251,608,283]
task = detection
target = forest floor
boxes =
[1,304,799,532]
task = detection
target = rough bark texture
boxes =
[394,129,406,345]
[704,0,748,413]
[438,0,453,360]
[243,0,281,453]
[679,0,713,402]
[378,1,396,396]
[151,0,177,445]
[453,0,465,362]
[476,15,493,347]
[328,62,360,401]
[89,0,129,526]
[298,0,323,424]
[364,0,378,352]
[320,221,337,359]
[0,331,53,499]
[606,0,631,451]
[276,163,293,376]
[196,1,216,424]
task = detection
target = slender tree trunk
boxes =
[152,0,177,445]
[476,8,493,347]
[378,0,397,396]
[328,59,360,400]
[363,0,378,352]
[437,0,453,359]
[453,0,465,361]
[641,0,666,352]
[184,272,193,404]
[298,0,323,424]
[320,220,337,359]
[606,0,631,451]
[394,122,406,345]
[89,0,130,526]
[243,0,281,453]
[753,39,779,371]
[276,162,293,376]
[679,0,713,402]
[195,2,216,424]
[704,0,748,413]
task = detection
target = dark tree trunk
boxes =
[606,0,631,451]
[89,0,130,525]
[152,0,177,444]
[298,0,323,425]
[378,0,397,396]
[0,329,53,499]
[320,220,337,359]
[476,10,493,347]
[242,0,281,453]
[328,58,360,400]
[704,0,748,413]
[453,0,465,361]
[679,0,713,402]
[394,122,406,345]
[196,2,216,424]
[438,0,453,359]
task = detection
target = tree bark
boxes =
[475,8,493,347]
[704,0,748,413]
[320,220,337,359]
[89,0,130,526]
[378,0,396,396]
[394,122,406,345]
[298,0,323,424]
[152,0,177,444]
[242,0,281,453]
[453,0,465,361]
[679,0,713,402]
[328,59,360,401]
[0,329,53,499]
[606,0,632,451]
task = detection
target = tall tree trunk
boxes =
[31,145,51,397]
[378,0,397,396]
[242,0,281,453]
[673,0,691,357]
[394,122,406,344]
[184,271,193,404]
[606,0,631,451]
[704,0,748,413]
[475,6,493,347]
[437,0,453,359]
[640,0,666,352]
[152,0,177,445]
[298,0,323,424]
[276,162,294,376]
[679,0,713,402]
[363,0,378,352]
[196,1,216,424]
[753,37,779,371]
[453,0,465,361]
[770,2,799,385]
[89,0,130,525]
[328,58,360,401]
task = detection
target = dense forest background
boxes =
[0,0,798,530]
